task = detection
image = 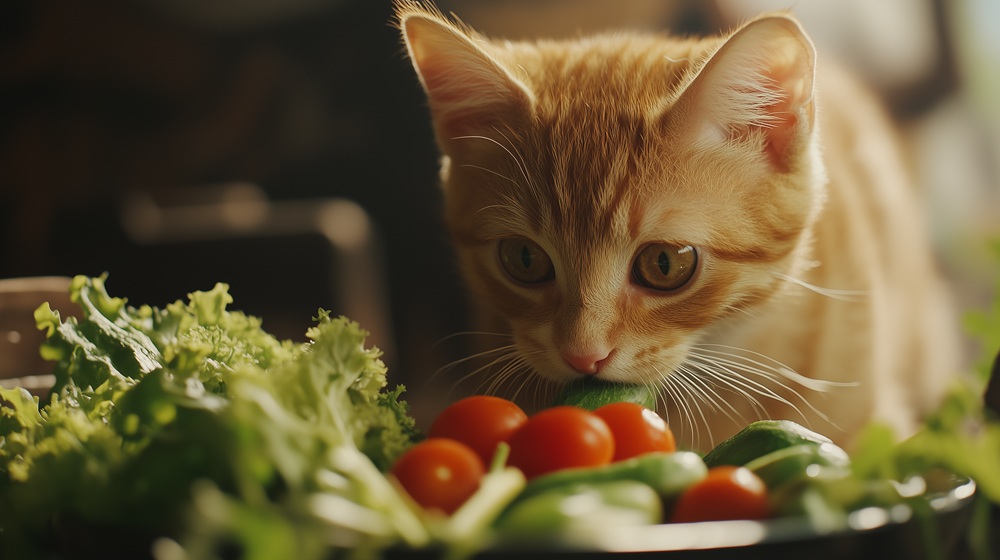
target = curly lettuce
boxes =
[0,275,423,559]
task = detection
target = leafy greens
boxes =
[0,275,423,559]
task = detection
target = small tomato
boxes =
[593,402,676,461]
[671,465,771,523]
[507,406,614,479]
[390,438,485,515]
[428,395,528,466]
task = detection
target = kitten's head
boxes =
[397,3,824,387]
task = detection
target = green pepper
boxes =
[493,480,663,537]
[517,451,707,502]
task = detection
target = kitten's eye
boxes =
[632,244,698,291]
[499,238,555,284]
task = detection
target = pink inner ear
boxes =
[760,75,801,170]
[765,110,798,170]
[676,16,816,171]
[761,53,814,170]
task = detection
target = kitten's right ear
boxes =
[668,15,816,172]
[397,4,533,149]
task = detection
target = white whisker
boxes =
[686,357,780,415]
[453,132,532,188]
[507,368,535,403]
[492,127,535,192]
[460,164,521,187]
[671,369,718,446]
[677,362,746,425]
[688,351,813,421]
[477,349,542,400]
[428,343,516,386]
[721,303,758,320]
[773,272,867,302]
[454,353,515,395]
[683,343,855,430]
[436,331,514,344]
[483,354,524,392]
[695,344,859,391]
[656,369,703,450]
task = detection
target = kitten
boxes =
[395,1,961,449]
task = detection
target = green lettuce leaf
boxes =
[0,275,421,559]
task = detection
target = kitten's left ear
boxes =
[398,6,534,153]
[670,15,816,170]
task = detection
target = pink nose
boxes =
[562,350,613,375]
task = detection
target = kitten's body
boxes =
[397,3,960,449]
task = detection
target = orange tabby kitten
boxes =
[395,2,960,449]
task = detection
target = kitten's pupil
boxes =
[657,251,670,276]
[521,245,533,269]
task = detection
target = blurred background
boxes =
[1,0,998,425]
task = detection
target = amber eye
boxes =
[632,243,698,291]
[499,238,555,284]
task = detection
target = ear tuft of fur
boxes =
[675,15,816,169]
[396,1,533,142]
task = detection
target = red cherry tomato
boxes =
[390,438,485,515]
[506,406,614,479]
[593,402,676,461]
[670,466,771,523]
[428,395,528,466]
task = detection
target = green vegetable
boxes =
[744,443,851,489]
[438,445,527,556]
[0,275,423,558]
[768,481,853,532]
[494,480,663,538]
[552,377,656,410]
[702,420,840,468]
[518,451,707,502]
